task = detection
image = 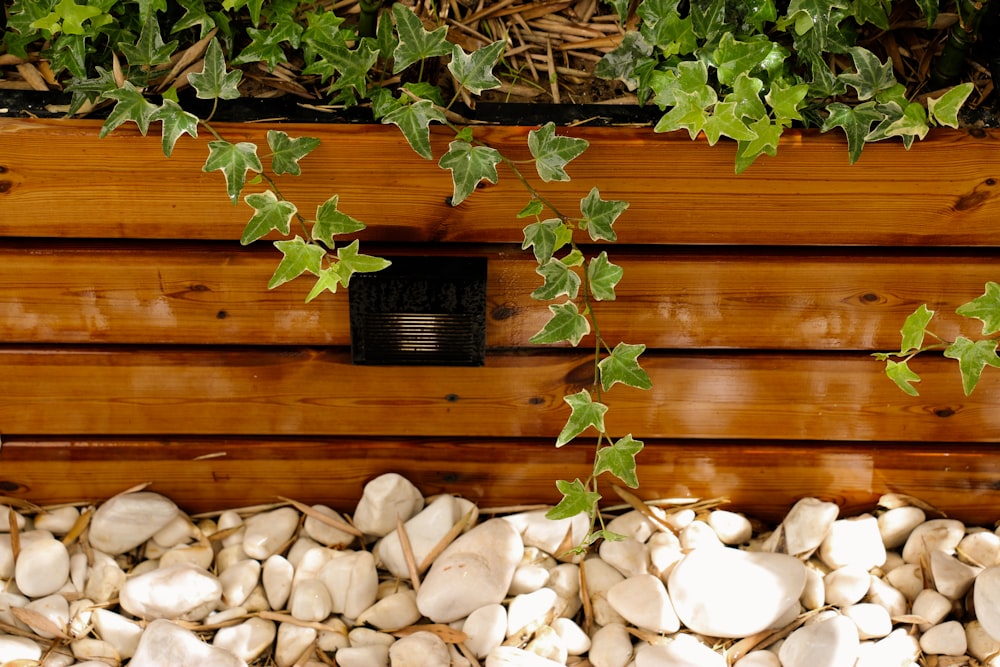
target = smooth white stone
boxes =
[15,536,70,598]
[34,506,80,536]
[647,531,684,578]
[960,530,1000,567]
[353,473,424,537]
[606,511,656,542]
[525,624,568,664]
[664,508,695,532]
[801,565,825,610]
[877,507,925,550]
[588,622,633,667]
[854,628,919,667]
[389,631,450,666]
[289,578,333,622]
[509,563,552,595]
[377,495,474,578]
[778,614,860,667]
[219,559,261,608]
[417,518,522,624]
[348,626,395,647]
[216,511,245,548]
[316,618,349,652]
[668,546,806,638]
[0,510,27,531]
[286,536,322,568]
[119,563,222,621]
[920,620,967,655]
[89,492,180,555]
[69,549,88,593]
[449,643,473,667]
[0,591,30,630]
[824,565,871,607]
[680,520,725,552]
[841,603,892,639]
[42,653,76,667]
[152,514,196,548]
[212,618,276,663]
[635,635,726,667]
[0,636,41,663]
[262,555,293,611]
[68,598,95,639]
[206,607,249,626]
[912,588,952,632]
[599,537,649,577]
[242,507,299,560]
[930,549,981,599]
[976,565,1000,642]
[773,498,840,557]
[160,543,215,570]
[24,594,70,639]
[551,617,590,655]
[92,608,143,659]
[485,646,566,667]
[0,530,54,579]
[85,560,126,604]
[902,519,965,563]
[463,603,507,658]
[70,638,120,665]
[734,651,781,667]
[708,510,753,545]
[130,618,246,667]
[275,622,317,667]
[881,550,904,572]
[507,587,559,636]
[355,590,420,630]
[547,563,581,617]
[303,504,355,548]
[318,550,378,620]
[818,515,886,571]
[866,575,907,618]
[335,644,389,667]
[293,546,337,585]
[607,573,679,634]
[582,557,626,626]
[967,620,1000,661]
[885,563,924,600]
[503,510,589,559]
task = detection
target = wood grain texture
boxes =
[3,438,1000,524]
[0,348,995,441]
[2,119,999,245]
[0,242,993,349]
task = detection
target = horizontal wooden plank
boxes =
[2,119,999,245]
[0,348,995,441]
[0,242,993,349]
[2,438,1000,524]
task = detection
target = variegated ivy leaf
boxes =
[882,101,928,144]
[594,434,645,488]
[839,47,896,101]
[580,187,629,242]
[944,337,1000,396]
[336,239,392,285]
[821,101,884,165]
[556,389,608,447]
[118,10,177,67]
[900,304,935,353]
[528,122,589,182]
[437,140,502,205]
[546,478,600,520]
[637,0,697,55]
[382,99,447,160]
[734,116,782,173]
[599,342,652,392]
[269,236,326,289]
[594,31,653,91]
[522,219,571,265]
[702,100,757,146]
[267,131,321,176]
[99,81,159,138]
[532,259,581,301]
[448,40,506,95]
[956,282,1000,335]
[189,38,242,100]
[714,33,773,86]
[312,195,366,247]
[852,0,891,30]
[927,83,975,129]
[587,252,623,301]
[530,301,590,347]
[150,98,199,157]
[203,140,262,204]
[306,265,347,302]
[392,3,452,74]
[884,359,922,396]
[766,81,809,124]
[242,190,297,245]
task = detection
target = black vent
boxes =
[348,256,487,366]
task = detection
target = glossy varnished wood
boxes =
[0,348,996,441]
[3,438,1000,524]
[0,242,993,349]
[2,119,999,245]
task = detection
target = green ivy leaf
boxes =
[885,359,922,396]
[727,73,768,122]
[189,38,242,100]
[203,140,263,204]
[223,0,263,23]
[382,99,447,160]
[702,101,758,145]
[375,5,399,60]
[306,42,378,101]
[927,83,975,129]
[956,282,1000,335]
[528,122,589,183]
[715,33,773,86]
[546,479,600,520]
[594,31,654,91]
[881,101,929,143]
[301,9,349,65]
[691,0,727,41]
[392,3,452,73]
[312,195,366,247]
[594,435,644,488]
[556,390,608,447]
[587,252,623,301]
[638,0,696,55]
[522,219,570,265]
[336,239,392,285]
[532,259,581,301]
[839,47,896,101]
[734,116,783,173]
[305,266,346,302]
[437,140,502,205]
[852,0,890,29]
[150,99,199,157]
[900,304,935,353]
[530,301,591,347]
[518,199,545,219]
[172,0,216,38]
[821,101,884,164]
[914,0,938,27]
[241,190,296,245]
[448,39,505,95]
[944,337,1000,396]
[579,187,628,242]
[118,10,178,67]
[232,25,297,70]
[99,82,160,138]
[30,0,105,36]
[269,236,326,289]
[599,342,652,392]
[266,131,321,176]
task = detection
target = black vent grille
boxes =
[349,257,487,366]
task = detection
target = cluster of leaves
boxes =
[874,282,1000,396]
[595,0,975,170]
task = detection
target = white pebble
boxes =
[800,565,825,610]
[779,614,860,667]
[885,562,924,600]
[961,530,1000,567]
[219,559,261,608]
[503,510,589,560]
[930,548,981,599]
[679,520,725,551]
[551,617,590,655]
[912,588,953,632]
[773,497,840,557]
[507,587,559,636]
[975,565,1000,642]
[877,506,925,549]
[88,492,180,555]
[819,515,886,571]
[92,608,143,659]
[606,573,679,634]
[152,514,196,548]
[854,628,919,667]
[289,578,333,622]
[15,535,70,598]
[335,644,389,667]
[967,619,1000,661]
[734,651,781,667]
[377,494,473,579]
[605,511,656,542]
[213,617,276,663]
[242,507,299,560]
[303,504,355,548]
[841,603,892,639]
[599,536,649,577]
[354,590,421,630]
[485,646,566,667]
[119,563,222,621]
[824,565,870,607]
[866,575,908,618]
[318,550,378,619]
[635,634,725,667]
[588,622,633,667]
[902,519,965,563]
[70,638,120,664]
[353,473,424,537]
[709,510,753,545]
[275,622,317,667]
[463,603,507,659]
[509,563,551,595]
[919,620,967,655]
[390,631,450,666]
[34,506,80,536]
[130,618,244,667]
[581,557,626,626]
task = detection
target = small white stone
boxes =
[599,536,649,577]
[390,631,450,666]
[0,635,42,664]
[960,530,1000,567]
[130,618,246,667]
[773,498,840,557]
[800,565,825,610]
[607,573,679,634]
[503,510,589,560]
[84,557,127,604]
[967,619,1000,661]
[605,511,656,542]
[303,504,355,548]
[219,559,261,608]
[818,515,886,571]
[854,628,919,667]
[708,510,753,545]
[152,514,196,548]
[0,509,26,532]
[866,575,908,618]
[70,638,120,665]
[89,492,180,555]
[348,626,395,647]
[242,507,299,560]
[975,565,1000,642]
[664,508,696,531]
[34,506,80,536]
[588,622,633,667]
[160,542,215,570]
[353,473,424,537]
[289,578,333,622]
[902,519,965,563]
[23,594,69,640]
[293,546,336,584]
[119,563,222,621]
[582,557,626,626]
[216,511,245,548]
[824,564,870,607]
[275,621,317,667]
[15,535,70,598]
[507,587,559,636]
[68,598,95,639]
[354,590,421,630]
[316,618,349,652]
[0,530,53,579]
[647,530,684,578]
[551,617,590,655]
[885,562,924,600]
[335,644,389,667]
[636,635,726,667]
[920,620,967,655]
[877,506,925,550]
[841,603,892,639]
[260,555,293,612]
[525,625,568,664]
[912,588,952,632]
[546,563,581,615]
[679,520,725,551]
[778,614,860,667]
[930,549,981,599]
[734,651,781,667]
[463,603,507,659]
[318,550,378,620]
[376,495,474,579]
[213,617,277,663]
[485,646,566,667]
[509,563,552,595]
[92,608,143,659]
